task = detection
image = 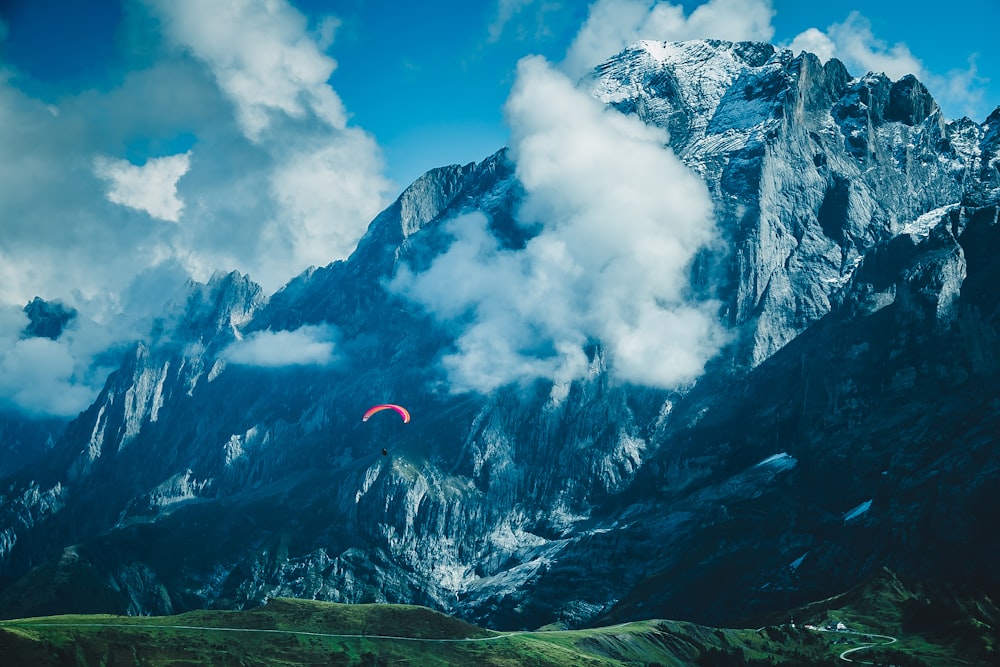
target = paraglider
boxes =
[362,404,410,423]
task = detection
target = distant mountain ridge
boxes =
[0,39,998,632]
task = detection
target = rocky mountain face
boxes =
[21,297,78,341]
[0,413,63,481]
[0,40,998,629]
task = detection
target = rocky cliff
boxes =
[0,40,997,630]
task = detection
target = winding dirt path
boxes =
[1,620,526,643]
[838,631,897,663]
[808,626,898,663]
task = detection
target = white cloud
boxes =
[786,27,834,64]
[392,56,728,393]
[564,0,775,78]
[222,324,338,367]
[485,0,572,46]
[928,55,987,121]
[488,0,534,42]
[147,0,393,290]
[313,15,341,52]
[93,152,191,222]
[146,0,347,140]
[266,132,390,277]
[0,305,29,340]
[823,12,922,82]
[0,336,96,417]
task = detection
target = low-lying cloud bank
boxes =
[393,56,728,394]
[221,324,339,368]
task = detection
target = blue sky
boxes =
[0,0,997,416]
[333,0,1000,185]
[2,1,998,187]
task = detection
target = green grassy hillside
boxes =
[0,598,817,667]
[786,568,1000,666]
[0,570,995,666]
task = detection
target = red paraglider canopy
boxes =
[362,404,410,423]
